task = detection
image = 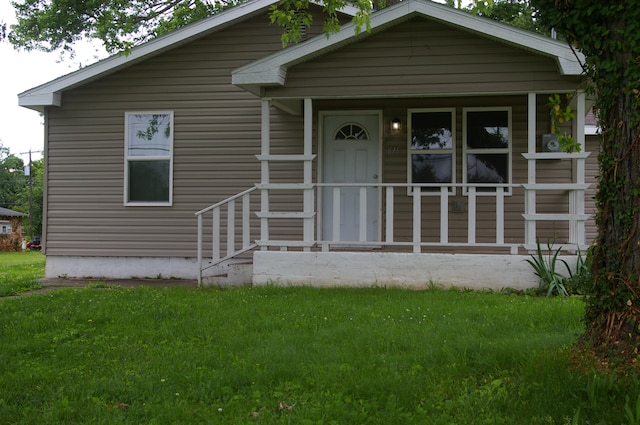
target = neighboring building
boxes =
[18,0,597,289]
[0,207,27,252]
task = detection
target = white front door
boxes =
[322,113,380,242]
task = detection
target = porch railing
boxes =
[314,183,518,253]
[196,182,590,285]
[196,186,258,284]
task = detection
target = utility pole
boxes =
[28,149,33,240]
[15,149,42,241]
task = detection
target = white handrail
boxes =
[195,186,258,216]
[196,186,258,286]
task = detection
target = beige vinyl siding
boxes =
[265,17,581,99]
[43,11,329,257]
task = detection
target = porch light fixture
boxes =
[391,117,402,131]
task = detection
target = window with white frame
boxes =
[408,108,455,194]
[463,108,511,194]
[124,112,173,205]
[0,221,11,235]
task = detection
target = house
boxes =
[18,0,598,289]
[0,207,28,251]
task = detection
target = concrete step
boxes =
[202,262,253,287]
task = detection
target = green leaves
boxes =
[8,0,225,55]
[547,94,580,153]
[268,0,315,47]
[525,240,571,297]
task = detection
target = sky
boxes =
[0,3,106,163]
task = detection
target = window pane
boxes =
[335,124,368,140]
[128,160,170,202]
[411,111,453,150]
[127,114,172,156]
[412,154,452,183]
[467,154,508,184]
[466,111,508,149]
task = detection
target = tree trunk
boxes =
[589,40,640,362]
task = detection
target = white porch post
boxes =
[413,189,421,253]
[570,90,587,245]
[197,214,203,286]
[260,99,270,250]
[385,186,394,243]
[573,90,586,153]
[440,187,449,244]
[467,187,476,244]
[303,98,314,250]
[524,92,537,246]
[495,187,505,244]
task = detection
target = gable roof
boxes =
[18,0,358,112]
[232,0,585,92]
[0,207,27,217]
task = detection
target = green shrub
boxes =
[526,240,570,296]
[564,246,593,296]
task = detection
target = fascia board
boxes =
[233,0,584,88]
[235,66,288,86]
[17,0,283,109]
[557,57,584,75]
[18,92,61,112]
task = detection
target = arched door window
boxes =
[334,123,369,140]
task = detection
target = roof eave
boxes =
[233,66,288,87]
[17,0,361,110]
[16,0,284,109]
[557,56,584,76]
[19,92,61,112]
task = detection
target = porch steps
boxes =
[201,260,253,287]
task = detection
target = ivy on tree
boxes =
[532,0,640,367]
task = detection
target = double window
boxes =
[124,112,173,206]
[408,107,511,195]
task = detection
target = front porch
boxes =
[196,93,592,287]
[195,0,596,288]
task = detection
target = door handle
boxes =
[373,174,378,179]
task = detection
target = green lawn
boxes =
[0,255,637,424]
[0,251,45,296]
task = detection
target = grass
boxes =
[0,257,637,424]
[0,251,45,296]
